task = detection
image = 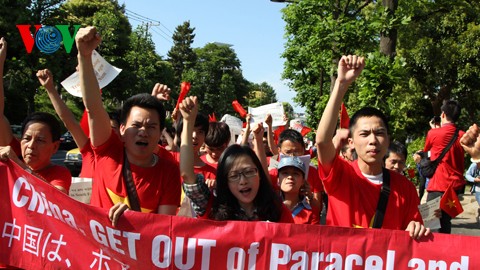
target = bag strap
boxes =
[433,128,460,164]
[122,150,141,212]
[372,167,391,228]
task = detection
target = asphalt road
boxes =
[450,194,480,236]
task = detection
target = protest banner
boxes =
[248,103,286,127]
[0,160,478,269]
[60,50,122,97]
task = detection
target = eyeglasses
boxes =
[227,167,258,183]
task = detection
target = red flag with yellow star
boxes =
[440,183,464,218]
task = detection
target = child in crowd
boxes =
[180,96,293,222]
[269,129,323,213]
[278,156,320,224]
[201,121,231,169]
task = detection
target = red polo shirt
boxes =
[423,123,465,192]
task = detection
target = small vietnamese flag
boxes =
[209,113,217,122]
[175,82,191,110]
[407,168,416,179]
[232,100,247,118]
[273,125,286,146]
[300,126,312,137]
[340,103,350,129]
[440,183,464,218]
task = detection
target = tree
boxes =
[281,0,378,128]
[183,42,249,118]
[60,0,132,107]
[246,82,277,108]
[167,21,197,87]
[123,25,175,112]
[279,0,480,142]
[0,0,73,124]
[398,0,480,127]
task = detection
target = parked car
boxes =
[11,124,22,139]
[60,131,76,150]
[64,148,81,177]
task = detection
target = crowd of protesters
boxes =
[2,27,480,253]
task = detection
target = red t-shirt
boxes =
[9,138,71,193]
[90,133,181,213]
[36,165,72,193]
[155,145,175,163]
[200,154,218,170]
[171,151,217,180]
[80,140,94,178]
[423,123,465,192]
[290,199,320,225]
[319,157,422,230]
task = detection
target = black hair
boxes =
[278,129,304,147]
[175,113,209,147]
[441,99,461,122]
[349,107,389,135]
[384,141,407,162]
[211,144,283,222]
[21,112,61,141]
[108,110,120,125]
[120,93,166,130]
[205,122,231,147]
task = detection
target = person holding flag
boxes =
[417,99,465,234]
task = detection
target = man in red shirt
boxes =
[75,27,180,226]
[316,55,429,238]
[422,100,465,233]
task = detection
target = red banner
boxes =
[0,160,478,269]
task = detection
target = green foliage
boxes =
[281,0,480,144]
[246,82,277,108]
[184,43,248,117]
[282,0,379,126]
[167,21,197,88]
[404,136,426,185]
[398,0,480,127]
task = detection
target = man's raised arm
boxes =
[37,69,88,149]
[75,27,111,147]
[315,55,364,174]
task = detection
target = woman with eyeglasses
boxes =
[179,96,293,222]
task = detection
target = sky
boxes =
[121,0,305,113]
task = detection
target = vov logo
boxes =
[16,24,81,54]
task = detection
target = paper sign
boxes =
[68,177,92,204]
[220,114,243,134]
[61,50,122,97]
[418,196,441,230]
[220,114,244,145]
[248,102,286,127]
